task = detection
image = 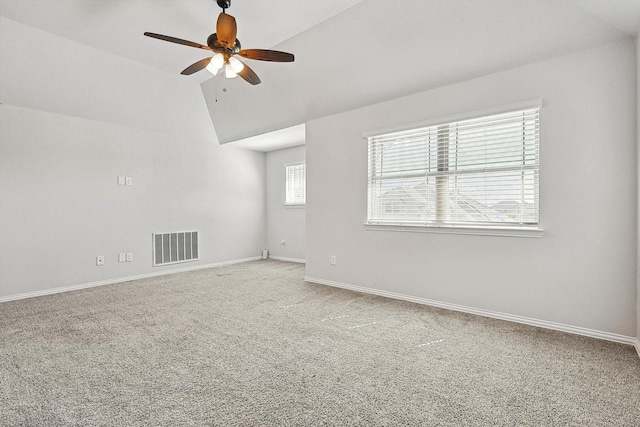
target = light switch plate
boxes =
[117,176,125,185]
[125,177,132,186]
[126,253,133,262]
[118,253,126,263]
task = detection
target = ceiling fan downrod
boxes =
[217,0,231,13]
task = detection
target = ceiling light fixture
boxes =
[206,53,225,74]
[206,63,219,75]
[225,62,238,78]
[228,56,244,73]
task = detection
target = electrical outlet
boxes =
[118,253,126,263]
[126,253,133,262]
[125,177,132,186]
[330,255,336,266]
[96,256,105,266]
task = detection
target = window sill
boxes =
[285,204,306,209]
[364,222,543,238]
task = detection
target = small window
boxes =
[285,163,306,205]
[367,107,539,228]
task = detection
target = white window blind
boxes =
[367,108,539,227]
[285,163,306,205]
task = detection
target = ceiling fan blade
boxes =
[144,32,211,51]
[237,49,294,62]
[216,13,237,48]
[237,62,261,85]
[181,57,212,75]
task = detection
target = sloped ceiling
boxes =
[571,0,640,36]
[204,0,633,144]
[1,0,637,149]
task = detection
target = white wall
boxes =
[266,145,306,261]
[0,18,266,298]
[306,40,637,337]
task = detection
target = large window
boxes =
[367,107,539,228]
[285,163,306,206]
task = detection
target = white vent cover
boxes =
[153,231,199,266]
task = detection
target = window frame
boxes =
[284,162,306,207]
[363,100,544,238]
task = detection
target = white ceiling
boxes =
[0,0,364,84]
[231,124,305,152]
[1,0,638,151]
[570,0,640,36]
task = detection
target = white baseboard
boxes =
[304,276,638,348]
[0,256,262,303]
[268,256,306,264]
[635,338,640,359]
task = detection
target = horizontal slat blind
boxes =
[285,163,306,205]
[368,108,539,226]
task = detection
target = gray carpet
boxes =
[1,260,639,426]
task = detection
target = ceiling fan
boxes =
[144,0,294,85]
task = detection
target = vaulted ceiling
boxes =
[1,0,638,149]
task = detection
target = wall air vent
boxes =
[153,231,199,266]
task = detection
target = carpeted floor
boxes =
[1,260,639,426]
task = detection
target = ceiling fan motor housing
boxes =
[206,33,218,49]
[207,33,240,51]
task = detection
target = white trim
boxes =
[268,256,306,264]
[283,161,305,168]
[364,223,543,238]
[635,338,640,359]
[0,257,262,303]
[362,98,543,139]
[304,276,637,347]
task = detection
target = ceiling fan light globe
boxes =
[211,53,225,69]
[206,62,220,75]
[225,63,238,78]
[228,56,245,73]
